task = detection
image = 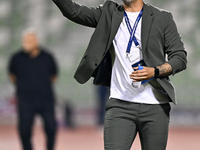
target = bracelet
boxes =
[154,67,159,79]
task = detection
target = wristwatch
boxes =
[154,67,159,79]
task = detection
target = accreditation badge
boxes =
[127,50,140,63]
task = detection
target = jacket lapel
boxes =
[106,5,124,50]
[107,4,153,52]
[141,3,153,52]
[106,4,153,53]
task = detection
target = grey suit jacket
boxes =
[53,0,187,104]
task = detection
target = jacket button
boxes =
[95,63,98,66]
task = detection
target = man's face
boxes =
[122,0,134,6]
[22,34,38,53]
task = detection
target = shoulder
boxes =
[40,47,53,56]
[145,3,174,26]
[103,0,118,6]
[40,47,55,60]
[146,3,171,16]
[102,0,121,9]
[10,50,24,60]
[99,0,123,16]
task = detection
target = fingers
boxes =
[130,69,148,77]
[129,67,153,81]
[133,67,138,71]
[129,70,146,81]
[129,74,147,81]
[130,72,147,81]
[130,70,147,76]
[129,75,147,82]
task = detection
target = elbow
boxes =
[180,51,188,71]
[61,8,80,22]
[168,54,187,75]
[53,0,76,19]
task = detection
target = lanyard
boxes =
[124,7,143,55]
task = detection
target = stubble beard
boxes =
[122,0,134,6]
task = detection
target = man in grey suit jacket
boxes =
[53,0,187,149]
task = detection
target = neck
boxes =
[30,48,40,58]
[123,0,144,12]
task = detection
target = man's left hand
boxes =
[129,66,154,82]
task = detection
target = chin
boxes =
[23,50,30,54]
[23,49,32,53]
[122,0,133,6]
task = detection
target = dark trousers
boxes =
[17,100,57,150]
[104,98,171,150]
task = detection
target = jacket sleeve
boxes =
[164,13,187,75]
[52,0,103,28]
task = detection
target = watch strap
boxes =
[154,67,159,79]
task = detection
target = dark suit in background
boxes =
[8,48,58,150]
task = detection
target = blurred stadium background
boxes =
[0,0,199,150]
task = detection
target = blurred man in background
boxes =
[8,28,58,150]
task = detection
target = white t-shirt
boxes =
[110,11,169,104]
